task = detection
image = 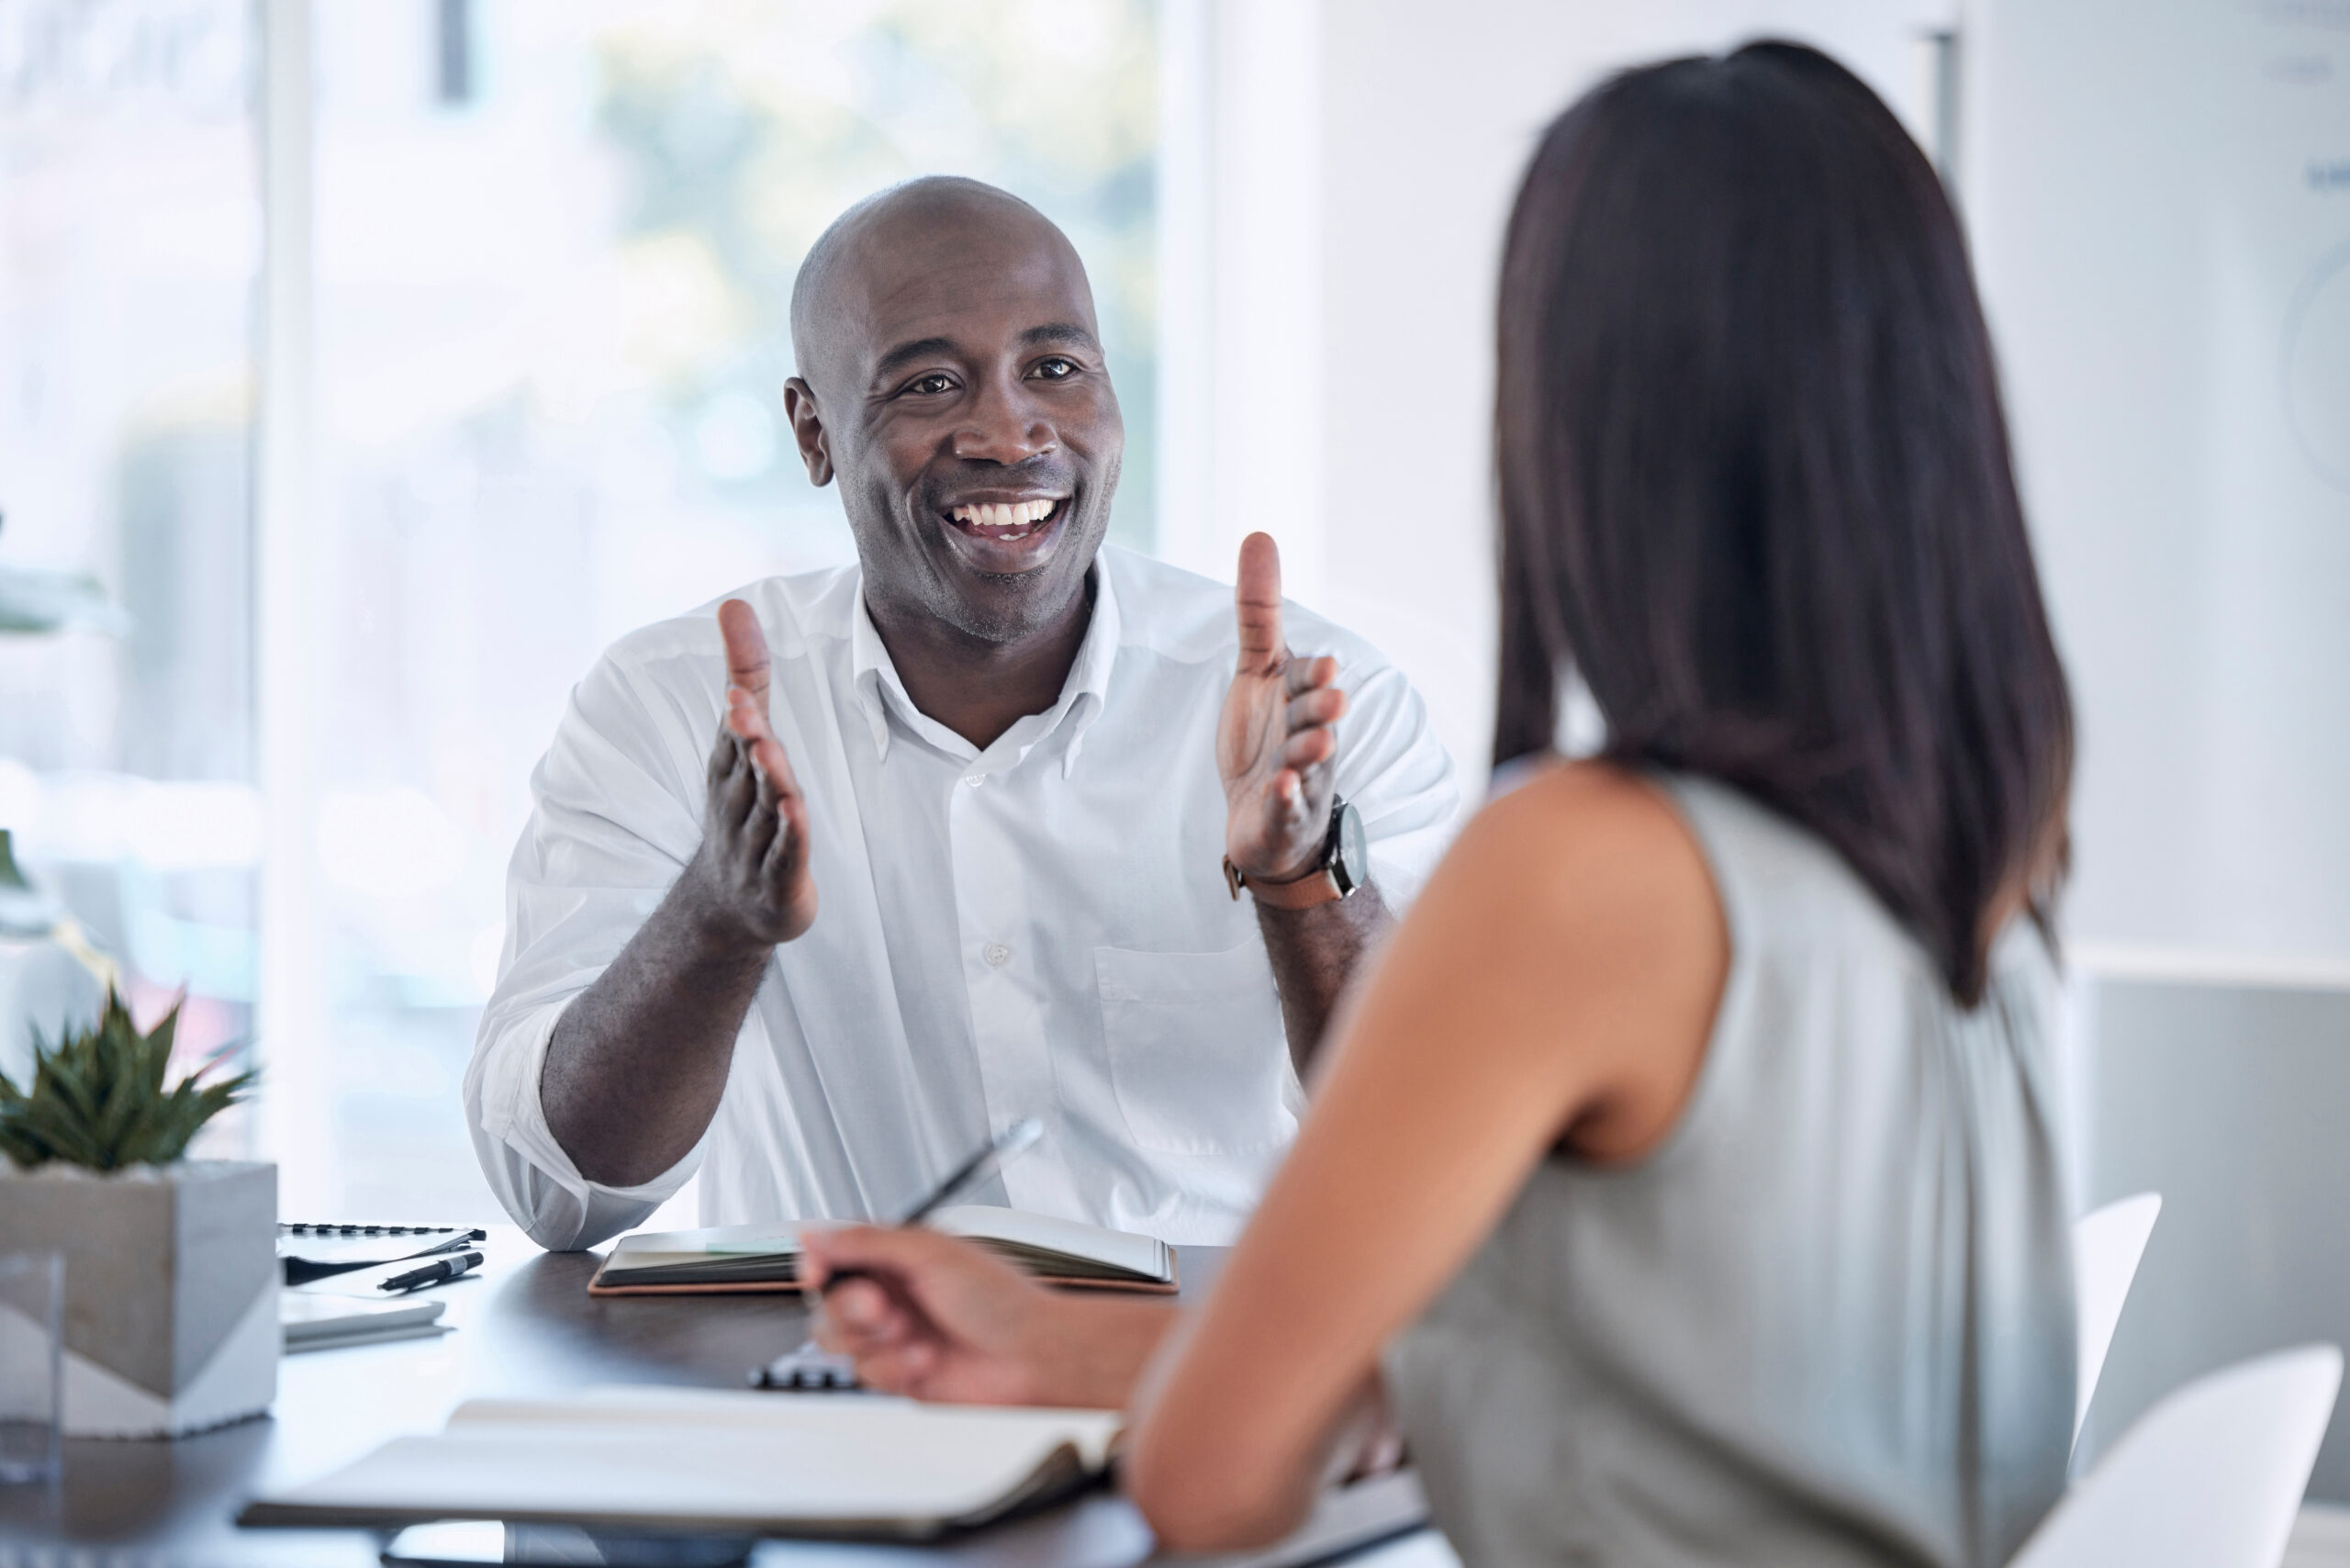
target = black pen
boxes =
[379,1251,485,1294]
[894,1116,1044,1226]
[815,1117,1044,1296]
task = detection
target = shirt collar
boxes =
[850,557,1123,780]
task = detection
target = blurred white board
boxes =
[1963,0,2350,961]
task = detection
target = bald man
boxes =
[466,179,1457,1250]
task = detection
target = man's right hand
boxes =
[534,599,816,1192]
[681,599,817,948]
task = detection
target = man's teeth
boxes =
[949,499,1058,537]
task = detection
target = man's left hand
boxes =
[1217,532,1347,885]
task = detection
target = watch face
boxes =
[1334,801,1369,893]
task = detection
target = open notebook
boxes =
[587,1204,1177,1295]
[239,1387,1124,1540]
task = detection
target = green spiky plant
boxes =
[0,990,255,1171]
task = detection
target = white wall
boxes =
[1292,1,2350,966]
[1963,0,2350,967]
[1957,0,2350,1496]
[1307,1,1955,794]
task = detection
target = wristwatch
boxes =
[1224,795,1368,911]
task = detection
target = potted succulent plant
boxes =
[0,991,275,1437]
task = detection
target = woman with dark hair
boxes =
[805,40,2078,1567]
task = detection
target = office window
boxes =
[0,1,261,1114]
[303,1,1159,1216]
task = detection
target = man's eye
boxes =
[908,374,957,396]
[1030,357,1079,380]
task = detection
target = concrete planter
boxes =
[0,1159,276,1437]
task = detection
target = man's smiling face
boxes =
[785,182,1124,646]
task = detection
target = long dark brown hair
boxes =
[1493,41,2073,1006]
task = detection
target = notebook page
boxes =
[446,1388,1121,1460]
[265,1397,1123,1529]
[601,1206,1167,1281]
[930,1205,1169,1281]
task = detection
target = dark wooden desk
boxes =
[0,1230,1425,1567]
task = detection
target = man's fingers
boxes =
[726,688,803,793]
[1283,652,1338,698]
[725,685,768,745]
[718,599,772,703]
[1282,728,1337,770]
[717,733,759,831]
[1233,532,1284,671]
[1285,686,1347,732]
[749,734,800,799]
[725,688,806,805]
[763,789,809,882]
[706,713,736,794]
[741,749,781,862]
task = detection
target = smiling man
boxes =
[464,178,1457,1250]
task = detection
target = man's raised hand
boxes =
[684,599,817,948]
[1216,532,1347,884]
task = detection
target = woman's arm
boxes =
[805,764,1726,1549]
[1120,763,1727,1550]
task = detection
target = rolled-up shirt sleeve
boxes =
[464,638,717,1251]
[1324,635,1462,907]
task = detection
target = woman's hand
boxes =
[802,1226,1175,1409]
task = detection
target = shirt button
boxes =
[983,942,1012,968]
[963,774,985,788]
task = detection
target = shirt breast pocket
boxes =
[1094,942,1299,1156]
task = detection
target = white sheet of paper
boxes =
[261,1388,1122,1529]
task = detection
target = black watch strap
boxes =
[1223,795,1359,908]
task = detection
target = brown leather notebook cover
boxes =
[585,1263,1179,1297]
[585,1212,1180,1297]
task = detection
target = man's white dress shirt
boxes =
[465,546,1458,1250]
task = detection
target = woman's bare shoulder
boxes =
[1368,761,1727,1159]
[1438,760,1714,925]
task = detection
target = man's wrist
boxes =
[1225,857,1345,911]
[1230,846,1325,886]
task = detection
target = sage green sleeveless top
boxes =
[1383,775,2075,1568]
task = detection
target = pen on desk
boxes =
[379,1251,485,1294]
[812,1117,1045,1298]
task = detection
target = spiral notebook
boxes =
[279,1223,486,1286]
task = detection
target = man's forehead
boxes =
[855,230,1090,362]
[807,194,1099,385]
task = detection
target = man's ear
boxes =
[782,377,834,487]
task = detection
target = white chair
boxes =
[2075,1192,2163,1440]
[2009,1344,2342,1568]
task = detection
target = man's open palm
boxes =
[690,599,818,946]
[1218,533,1347,884]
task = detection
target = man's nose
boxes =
[948,373,1056,465]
